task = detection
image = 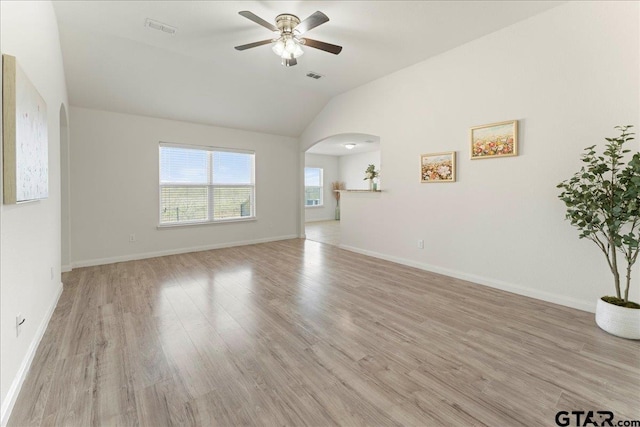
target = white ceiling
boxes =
[52,1,562,137]
[307,133,380,156]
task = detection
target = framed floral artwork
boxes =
[470,120,518,159]
[420,151,456,183]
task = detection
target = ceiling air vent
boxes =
[144,18,177,35]
[306,72,324,80]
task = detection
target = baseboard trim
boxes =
[1,282,63,426]
[71,234,300,269]
[61,264,72,273]
[339,244,596,313]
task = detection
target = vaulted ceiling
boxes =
[53,1,562,137]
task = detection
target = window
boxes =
[159,144,255,225]
[304,167,323,206]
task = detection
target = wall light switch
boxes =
[418,240,424,249]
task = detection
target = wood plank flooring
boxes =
[8,239,640,426]
[305,220,341,247]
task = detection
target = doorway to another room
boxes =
[304,133,380,247]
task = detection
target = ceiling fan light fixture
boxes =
[284,38,297,54]
[272,39,285,55]
[345,143,356,150]
[276,37,304,60]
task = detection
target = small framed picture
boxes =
[420,151,456,183]
[470,120,518,159]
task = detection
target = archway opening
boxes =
[303,132,380,246]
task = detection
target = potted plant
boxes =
[332,181,345,220]
[364,164,379,191]
[557,125,640,339]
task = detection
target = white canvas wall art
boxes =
[2,54,48,204]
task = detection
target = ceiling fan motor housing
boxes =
[275,14,301,34]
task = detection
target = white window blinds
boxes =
[159,144,255,225]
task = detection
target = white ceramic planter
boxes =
[595,298,640,340]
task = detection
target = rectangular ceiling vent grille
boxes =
[306,72,324,80]
[144,18,177,35]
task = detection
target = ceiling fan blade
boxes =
[294,11,329,35]
[238,11,278,32]
[301,38,342,55]
[234,39,273,51]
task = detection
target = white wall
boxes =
[304,153,339,222]
[60,106,71,270]
[301,1,640,311]
[0,1,68,423]
[339,151,381,190]
[69,107,299,266]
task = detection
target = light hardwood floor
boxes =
[8,239,640,426]
[305,220,341,246]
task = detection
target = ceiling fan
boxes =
[234,11,342,67]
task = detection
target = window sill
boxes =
[305,205,325,209]
[157,216,256,229]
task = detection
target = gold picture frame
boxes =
[470,120,518,159]
[420,151,456,183]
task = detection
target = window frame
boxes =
[304,167,324,208]
[158,142,256,227]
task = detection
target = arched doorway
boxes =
[303,133,380,246]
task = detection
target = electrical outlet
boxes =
[417,239,424,249]
[129,234,136,243]
[16,314,25,337]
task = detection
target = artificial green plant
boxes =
[557,125,640,306]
